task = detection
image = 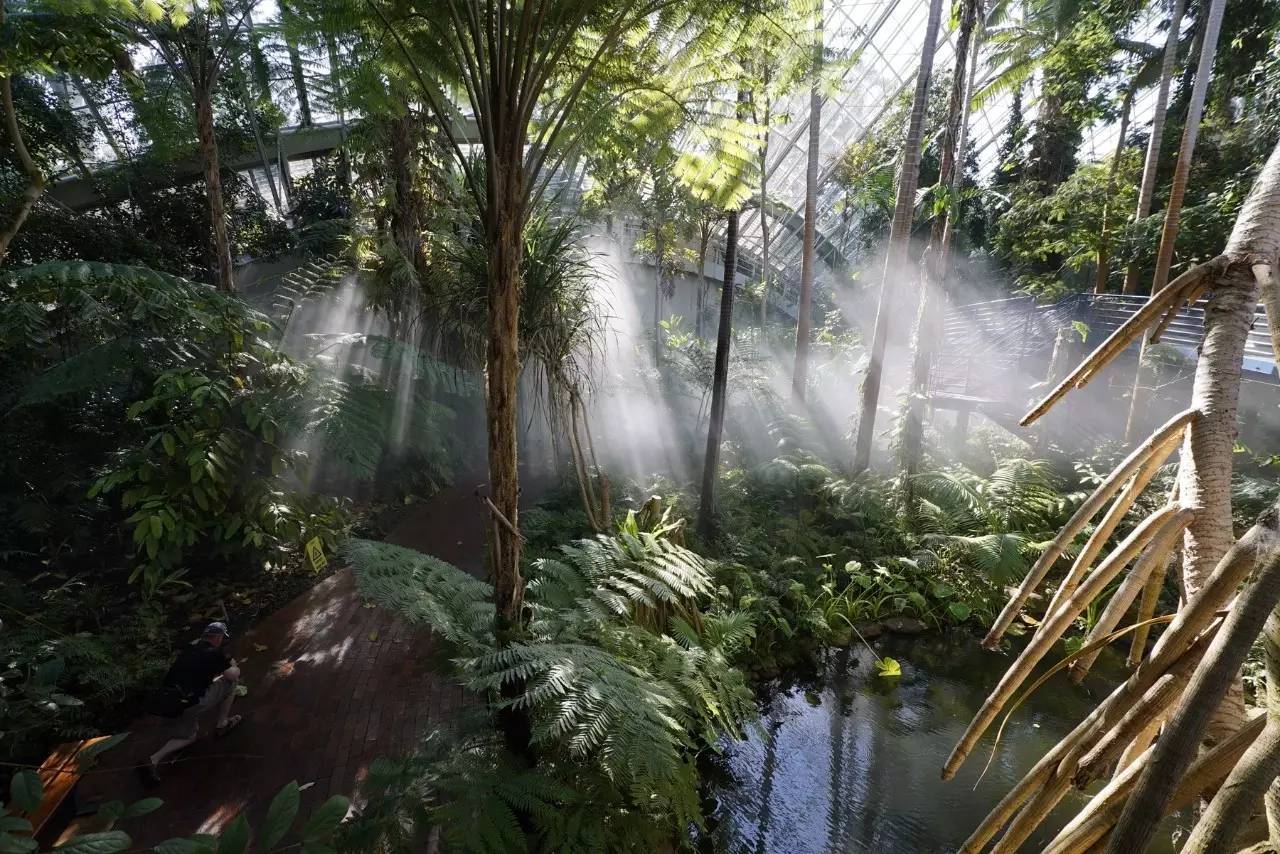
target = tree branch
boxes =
[0,71,45,266]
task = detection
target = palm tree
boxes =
[1121,0,1187,295]
[852,0,945,473]
[897,0,983,507]
[1123,0,1226,442]
[790,0,822,403]
[358,5,747,718]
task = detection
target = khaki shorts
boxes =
[166,676,235,740]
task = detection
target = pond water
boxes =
[708,631,1182,853]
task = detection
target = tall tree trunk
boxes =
[487,177,524,637]
[1124,0,1225,442]
[325,35,351,189]
[1093,84,1135,294]
[1112,143,1280,854]
[389,111,424,277]
[653,229,665,365]
[696,223,712,338]
[698,207,739,538]
[759,86,772,330]
[278,0,313,126]
[791,2,823,403]
[0,70,44,267]
[194,85,235,292]
[1122,0,1187,295]
[898,0,981,508]
[852,0,944,472]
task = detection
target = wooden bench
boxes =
[10,737,110,840]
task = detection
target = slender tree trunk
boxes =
[1122,0,1187,295]
[654,229,665,365]
[194,85,235,292]
[278,0,313,126]
[696,222,711,338]
[898,0,980,507]
[759,87,772,330]
[325,35,351,189]
[1125,0,1225,441]
[1093,85,1135,294]
[698,207,739,537]
[852,0,944,472]
[791,2,823,403]
[389,111,425,278]
[487,178,525,636]
[0,71,44,267]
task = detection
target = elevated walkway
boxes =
[931,292,1279,444]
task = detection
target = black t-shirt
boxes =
[163,639,231,700]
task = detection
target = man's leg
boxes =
[139,714,198,787]
[214,666,240,729]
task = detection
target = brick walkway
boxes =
[76,497,487,847]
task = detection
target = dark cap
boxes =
[203,621,231,638]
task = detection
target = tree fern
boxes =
[345,529,754,851]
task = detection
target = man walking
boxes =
[138,621,243,787]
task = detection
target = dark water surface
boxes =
[710,632,1181,853]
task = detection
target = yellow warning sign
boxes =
[305,536,328,572]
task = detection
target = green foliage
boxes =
[993,150,1140,298]
[344,526,754,851]
[0,261,351,595]
[911,458,1075,585]
[2,761,347,854]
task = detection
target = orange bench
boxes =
[11,737,110,839]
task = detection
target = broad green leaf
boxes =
[874,657,902,678]
[947,601,972,621]
[51,831,131,853]
[302,796,349,841]
[154,839,216,854]
[123,797,163,819]
[10,770,42,813]
[259,781,300,849]
[216,815,250,854]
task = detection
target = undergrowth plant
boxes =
[342,521,755,852]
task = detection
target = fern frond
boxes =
[344,539,494,654]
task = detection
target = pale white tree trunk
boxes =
[1177,141,1280,747]
[1122,0,1187,295]
[852,0,945,471]
[791,2,822,403]
[1124,0,1225,440]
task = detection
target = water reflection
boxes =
[710,632,1180,853]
